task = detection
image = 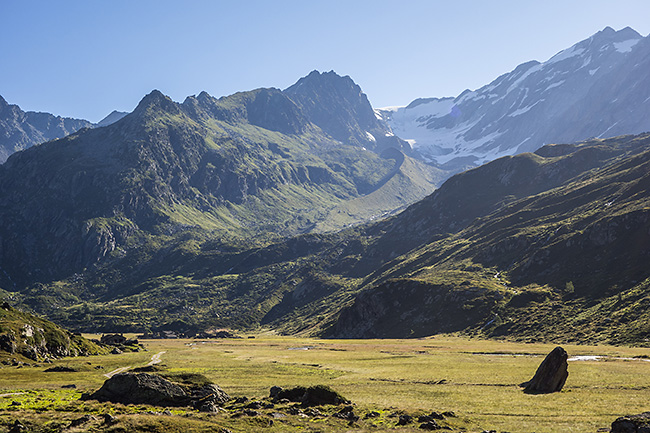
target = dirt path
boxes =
[103,351,166,378]
[0,392,26,398]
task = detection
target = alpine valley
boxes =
[1,27,650,346]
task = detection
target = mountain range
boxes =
[0,96,127,163]
[379,26,650,171]
[1,27,649,345]
[0,71,444,290]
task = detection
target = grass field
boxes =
[1,335,649,432]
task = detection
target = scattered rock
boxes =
[270,412,287,419]
[243,409,261,416]
[398,414,414,425]
[420,420,442,430]
[70,415,96,427]
[288,407,304,416]
[333,405,359,422]
[245,400,264,409]
[111,347,123,355]
[274,384,349,406]
[44,365,78,372]
[192,384,231,405]
[522,346,568,394]
[8,420,25,433]
[364,411,380,419]
[269,385,282,399]
[198,400,221,413]
[419,412,445,422]
[101,413,117,425]
[611,412,650,432]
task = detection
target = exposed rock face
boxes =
[86,372,231,408]
[87,373,188,406]
[0,94,93,163]
[611,412,650,433]
[273,385,349,407]
[523,346,569,393]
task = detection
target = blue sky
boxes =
[2,0,650,122]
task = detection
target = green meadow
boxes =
[1,335,649,432]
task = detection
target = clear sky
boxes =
[2,0,650,122]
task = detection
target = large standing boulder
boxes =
[86,373,188,406]
[522,346,569,394]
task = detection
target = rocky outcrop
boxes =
[87,373,187,406]
[522,346,569,394]
[272,385,349,407]
[611,412,650,433]
[85,372,231,408]
[0,94,93,163]
[0,302,104,360]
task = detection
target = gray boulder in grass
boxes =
[522,346,569,394]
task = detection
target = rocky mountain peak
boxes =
[133,89,180,116]
[285,70,408,152]
[381,26,650,170]
[97,110,129,127]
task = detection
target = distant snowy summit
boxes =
[378,26,650,170]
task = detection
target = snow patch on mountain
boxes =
[614,38,641,53]
[378,26,650,170]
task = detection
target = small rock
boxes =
[234,396,249,404]
[245,400,263,409]
[162,409,172,416]
[111,347,123,355]
[70,415,97,427]
[11,401,21,406]
[198,401,220,413]
[243,409,261,416]
[62,384,77,389]
[420,421,442,430]
[44,366,78,372]
[398,414,414,425]
[611,411,650,433]
[101,413,117,425]
[288,407,303,415]
[364,411,380,419]
[269,386,282,398]
[8,420,25,433]
[333,405,359,422]
[270,412,287,419]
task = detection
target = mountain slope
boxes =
[18,133,650,346]
[0,72,446,290]
[380,27,650,170]
[0,95,93,163]
[328,134,650,341]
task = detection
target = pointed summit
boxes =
[285,70,389,149]
[133,90,180,116]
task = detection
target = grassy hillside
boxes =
[9,133,649,346]
[0,302,106,362]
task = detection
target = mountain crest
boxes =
[133,89,180,116]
